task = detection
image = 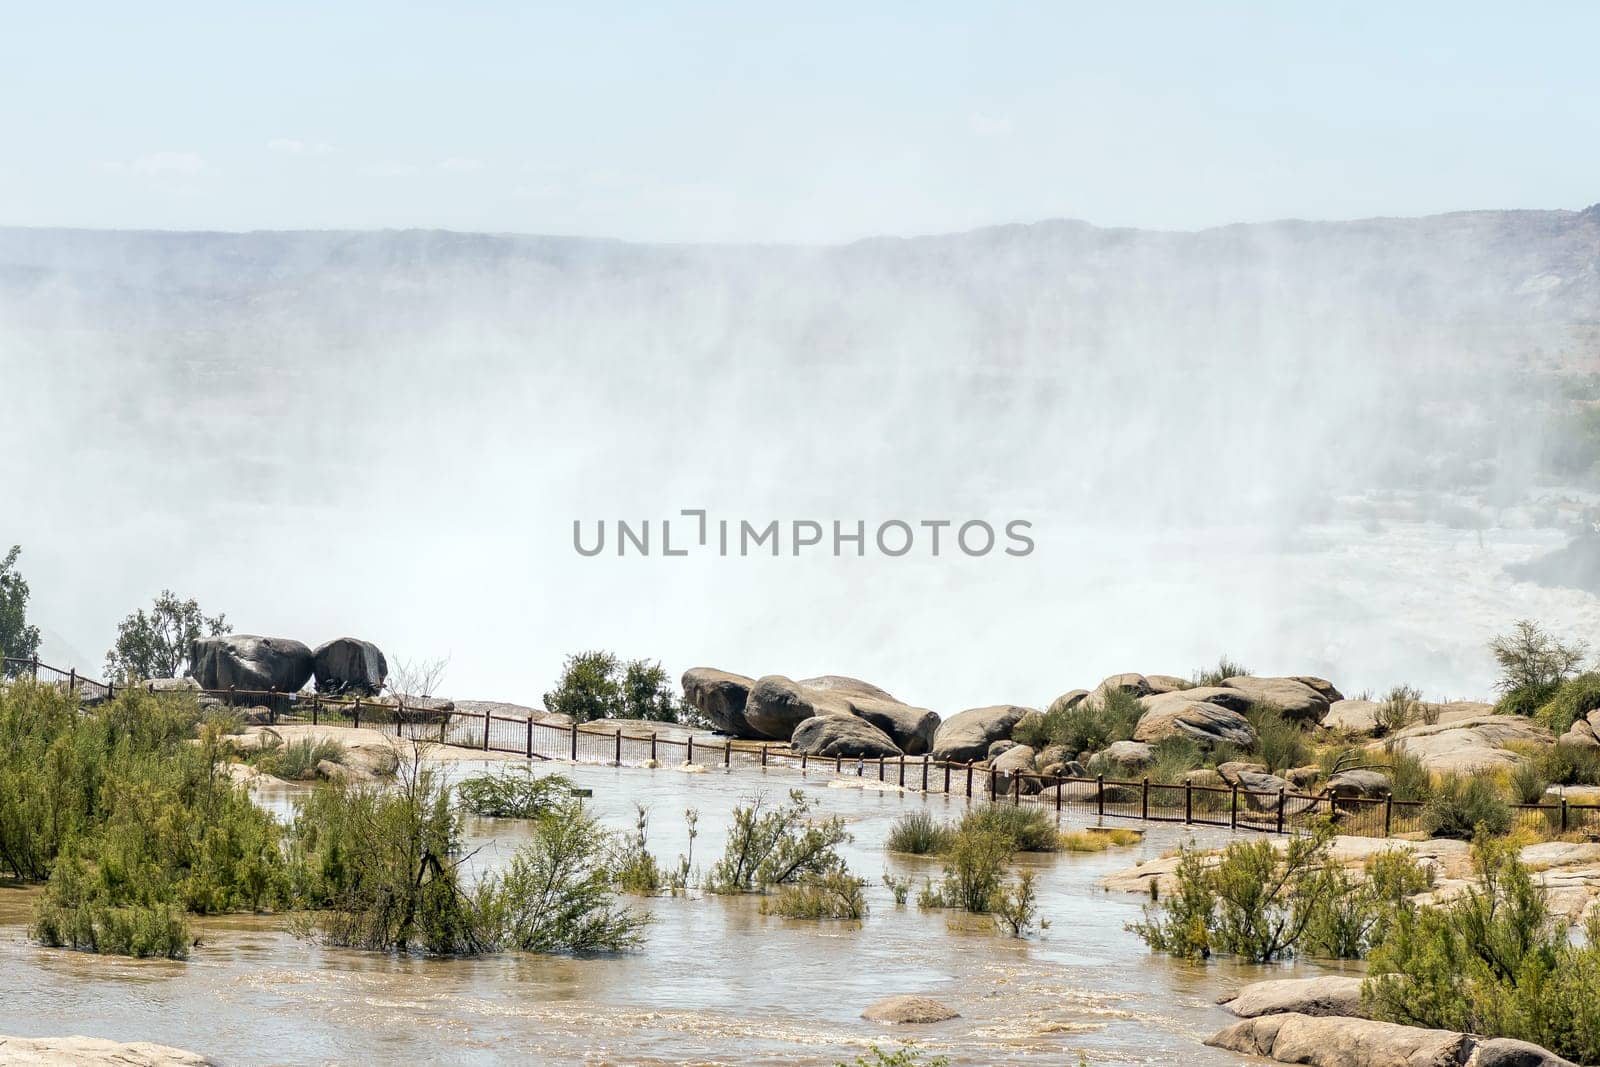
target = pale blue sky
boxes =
[2,2,1596,242]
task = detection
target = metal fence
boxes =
[12,655,1600,839]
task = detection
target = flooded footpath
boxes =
[0,758,1339,1065]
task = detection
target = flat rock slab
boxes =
[861,995,959,1024]
[0,1035,214,1065]
[1220,976,1366,1019]
[1206,1012,1473,1066]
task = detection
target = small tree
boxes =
[1491,620,1586,694]
[0,545,41,676]
[543,651,691,723]
[621,658,684,721]
[104,590,229,682]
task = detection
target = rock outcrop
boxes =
[0,1034,215,1065]
[1219,976,1366,1019]
[991,744,1043,794]
[1133,694,1257,748]
[930,705,1033,763]
[740,675,854,740]
[860,995,959,1024]
[1101,739,1155,767]
[1222,675,1330,724]
[188,635,313,694]
[849,697,939,755]
[681,668,756,735]
[789,714,901,758]
[1047,689,1089,714]
[311,637,388,695]
[1206,1013,1475,1066]
[798,675,898,702]
[1371,714,1552,775]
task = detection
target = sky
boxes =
[1,2,1597,243]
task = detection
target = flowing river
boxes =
[0,758,1352,1065]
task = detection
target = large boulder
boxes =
[1144,686,1255,715]
[1145,674,1191,694]
[930,705,1034,763]
[991,744,1043,795]
[1093,673,1152,700]
[1220,976,1366,1019]
[1205,1013,1474,1066]
[1371,714,1553,775]
[1101,739,1155,768]
[1326,769,1392,800]
[0,1035,215,1066]
[1470,1039,1579,1067]
[798,675,898,702]
[1222,675,1330,724]
[1291,676,1346,703]
[742,675,853,741]
[789,714,901,758]
[1323,699,1382,734]
[1133,698,1257,748]
[1047,689,1089,714]
[681,668,756,736]
[311,637,388,696]
[848,697,939,755]
[188,635,313,694]
[860,995,959,1024]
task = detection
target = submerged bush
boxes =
[456,766,575,818]
[1059,828,1142,852]
[934,828,1012,913]
[610,804,663,894]
[494,803,651,952]
[763,870,868,920]
[250,735,346,781]
[705,790,850,894]
[885,809,955,855]
[1420,774,1512,839]
[990,869,1041,938]
[956,803,1059,853]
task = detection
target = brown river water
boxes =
[0,758,1338,1065]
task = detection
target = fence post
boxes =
[107,679,114,700]
[615,728,622,765]
[312,693,319,726]
[801,751,807,770]
[1276,789,1286,834]
[69,668,76,694]
[1384,794,1393,836]
[1230,783,1239,830]
[898,756,905,787]
[943,762,950,793]
[570,721,579,760]
[526,718,534,759]
[687,735,694,764]
[1563,797,1570,834]
[966,763,973,798]
[875,756,883,782]
[835,755,841,773]
[724,742,731,768]
[1097,774,1105,817]
[31,653,38,680]
[230,684,237,708]
[650,732,658,762]
[1140,777,1149,820]
[922,756,929,792]
[761,745,768,768]
[269,686,277,726]
[353,698,361,730]
[1184,781,1193,824]
[1055,776,1062,811]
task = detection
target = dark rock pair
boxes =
[188,635,387,696]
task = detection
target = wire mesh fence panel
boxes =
[1569,804,1600,835]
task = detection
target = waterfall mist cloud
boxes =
[2,210,1599,709]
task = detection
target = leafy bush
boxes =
[1129,828,1416,963]
[494,803,651,952]
[934,828,1012,913]
[956,803,1059,852]
[610,804,663,894]
[990,869,1041,937]
[1385,749,1434,802]
[456,767,576,818]
[1420,774,1512,839]
[250,735,346,781]
[1491,620,1587,694]
[543,650,693,724]
[835,1046,950,1067]
[1147,736,1203,784]
[705,790,850,894]
[885,809,955,855]
[1246,703,1311,773]
[763,870,868,920]
[1374,685,1422,736]
[1192,656,1250,688]
[882,872,911,905]
[1509,760,1550,806]
[1025,687,1144,755]
[0,544,41,675]
[1364,833,1600,1065]
[1534,741,1600,787]
[1535,673,1600,735]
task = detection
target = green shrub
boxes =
[1364,832,1600,1065]
[1147,736,1203,784]
[1420,774,1512,839]
[882,872,911,905]
[494,803,651,952]
[1299,849,1433,959]
[1498,681,1562,719]
[1509,761,1550,806]
[1380,749,1434,803]
[885,809,955,855]
[251,735,346,781]
[1192,656,1250,688]
[1027,687,1143,755]
[456,767,575,818]
[705,790,850,894]
[1535,673,1600,735]
[1534,742,1600,787]
[936,828,1012,913]
[835,1045,950,1067]
[1374,685,1422,736]
[990,869,1041,937]
[610,804,663,894]
[1491,620,1587,695]
[543,650,693,724]
[1247,703,1311,773]
[763,870,868,920]
[956,803,1059,852]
